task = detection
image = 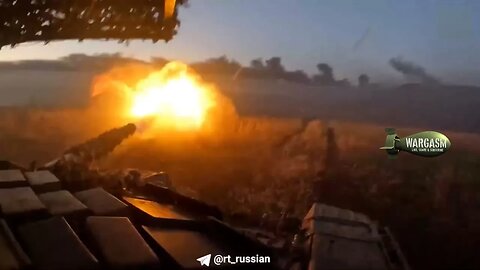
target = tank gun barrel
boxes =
[64,123,136,161]
[43,123,136,169]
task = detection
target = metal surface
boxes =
[302,203,409,270]
[0,0,187,48]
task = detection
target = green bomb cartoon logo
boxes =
[380,128,451,158]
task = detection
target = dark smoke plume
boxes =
[389,57,440,85]
[313,63,335,86]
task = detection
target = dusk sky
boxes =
[0,0,479,84]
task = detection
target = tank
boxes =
[0,123,409,270]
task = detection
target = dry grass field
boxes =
[0,71,480,268]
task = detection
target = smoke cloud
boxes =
[389,57,440,85]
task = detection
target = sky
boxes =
[0,0,479,84]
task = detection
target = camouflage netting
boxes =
[0,0,187,48]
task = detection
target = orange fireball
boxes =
[129,62,215,128]
[91,61,223,131]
